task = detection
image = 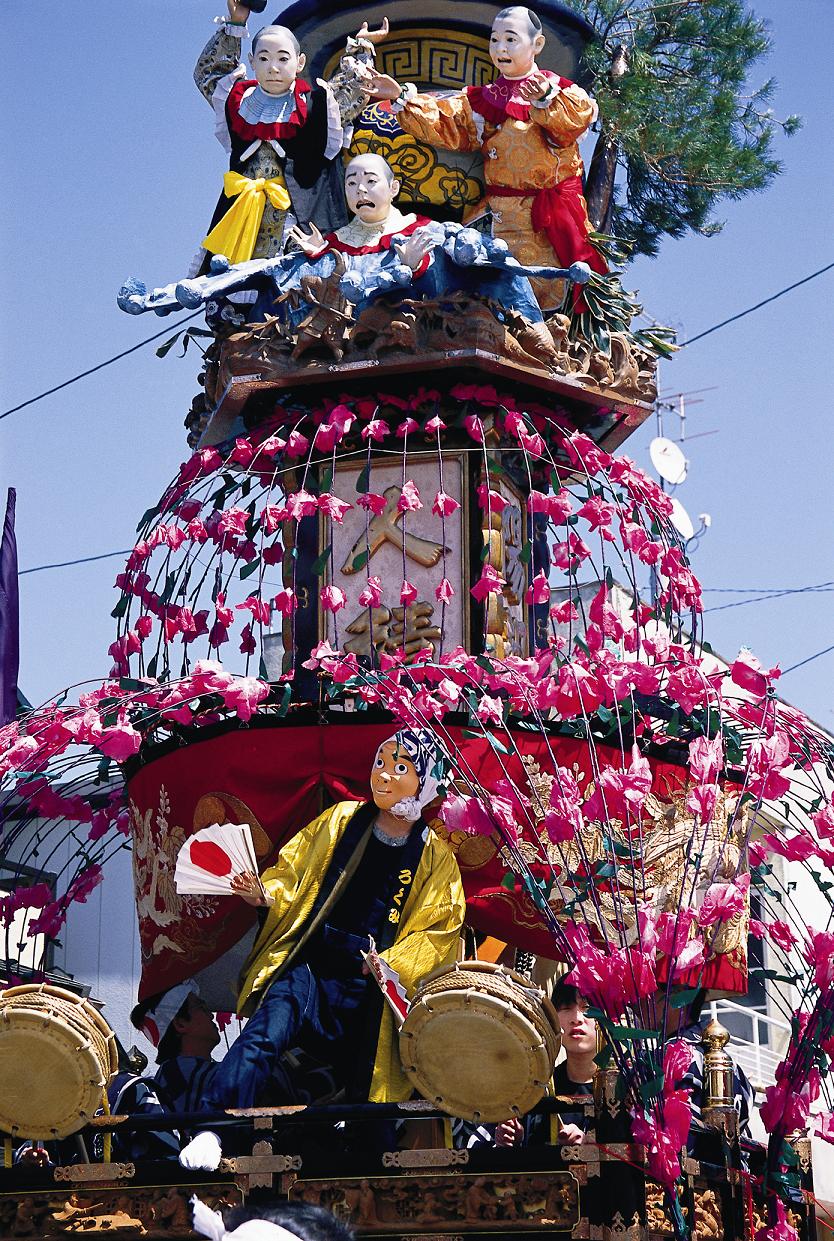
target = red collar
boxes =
[325,216,431,256]
[467,71,571,124]
[227,78,311,144]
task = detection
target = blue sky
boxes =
[1,0,832,724]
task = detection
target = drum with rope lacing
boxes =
[399,959,561,1123]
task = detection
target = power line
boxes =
[19,550,131,577]
[683,261,834,346]
[703,583,834,594]
[2,262,833,423]
[0,312,203,423]
[704,583,834,614]
[781,643,834,677]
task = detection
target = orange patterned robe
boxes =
[397,72,605,309]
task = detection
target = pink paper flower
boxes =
[284,430,310,458]
[688,734,724,784]
[400,579,418,607]
[357,492,389,515]
[476,484,509,513]
[550,599,578,624]
[359,577,383,608]
[440,793,495,837]
[577,495,616,530]
[320,585,347,614]
[319,493,353,524]
[236,597,271,625]
[221,677,269,723]
[396,417,420,437]
[287,489,319,520]
[525,571,551,605]
[397,480,423,512]
[698,873,750,927]
[731,648,781,697]
[432,490,460,517]
[217,507,248,538]
[229,438,256,467]
[463,415,485,443]
[261,504,290,533]
[551,533,591,571]
[97,713,142,762]
[273,589,296,616]
[362,419,389,442]
[425,415,446,433]
[805,928,834,989]
[471,565,506,602]
[435,578,454,604]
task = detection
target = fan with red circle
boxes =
[174,822,266,900]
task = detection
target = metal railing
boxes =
[709,998,791,1090]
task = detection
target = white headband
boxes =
[141,981,197,1048]
[192,1198,303,1241]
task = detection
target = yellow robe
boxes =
[398,84,597,307]
[236,800,466,1102]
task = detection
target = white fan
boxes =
[175,822,264,898]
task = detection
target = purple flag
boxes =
[0,488,19,726]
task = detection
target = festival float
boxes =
[0,2,832,1239]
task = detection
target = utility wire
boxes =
[0,312,203,422]
[683,261,834,346]
[2,266,834,422]
[704,583,834,594]
[19,550,132,577]
[781,643,834,677]
[703,582,834,614]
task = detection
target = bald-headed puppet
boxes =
[194,1,389,268]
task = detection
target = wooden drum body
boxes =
[0,984,118,1139]
[399,961,561,1123]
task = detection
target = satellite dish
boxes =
[649,437,688,486]
[669,497,695,542]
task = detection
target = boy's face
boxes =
[344,157,400,224]
[489,12,545,78]
[555,996,597,1056]
[175,993,221,1051]
[371,740,420,811]
[250,29,306,96]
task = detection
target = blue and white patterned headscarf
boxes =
[374,728,449,821]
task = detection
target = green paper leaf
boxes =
[355,465,371,494]
[111,595,129,620]
[352,549,370,572]
[639,1073,664,1101]
[519,543,532,564]
[501,872,517,891]
[155,330,183,359]
[136,506,160,533]
[609,1026,660,1041]
[312,545,332,576]
[240,559,261,580]
[669,987,702,1009]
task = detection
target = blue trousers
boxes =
[202,960,368,1111]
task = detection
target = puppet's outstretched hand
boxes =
[358,69,402,101]
[227,1,251,22]
[516,71,553,103]
[355,19,390,46]
[395,230,434,272]
[289,223,327,256]
[231,871,270,906]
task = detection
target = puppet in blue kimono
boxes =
[192,1,388,270]
[121,154,590,364]
[178,728,465,1172]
